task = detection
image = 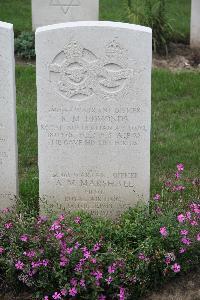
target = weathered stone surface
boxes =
[0,21,18,209]
[36,21,152,218]
[191,0,200,48]
[32,0,99,30]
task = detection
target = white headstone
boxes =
[0,21,18,209]
[36,21,152,218]
[191,0,200,48]
[32,0,99,30]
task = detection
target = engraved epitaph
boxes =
[191,0,200,48]
[32,0,99,30]
[0,21,18,209]
[36,21,152,218]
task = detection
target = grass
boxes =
[0,0,191,41]
[16,65,38,207]
[16,64,200,206]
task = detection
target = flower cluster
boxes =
[0,164,199,299]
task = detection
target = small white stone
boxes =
[36,21,152,218]
[0,21,18,209]
[191,0,200,48]
[32,0,99,30]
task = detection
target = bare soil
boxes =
[142,268,200,300]
[153,43,200,71]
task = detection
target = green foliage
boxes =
[15,32,35,59]
[143,0,173,54]
[128,0,173,54]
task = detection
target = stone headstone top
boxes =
[32,0,99,30]
[191,0,200,48]
[36,21,152,218]
[0,21,18,209]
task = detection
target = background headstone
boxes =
[32,0,99,30]
[0,21,18,209]
[36,21,152,218]
[191,0,200,48]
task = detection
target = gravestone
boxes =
[0,21,18,209]
[32,0,99,30]
[36,21,152,218]
[191,0,200,48]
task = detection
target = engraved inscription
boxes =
[40,105,146,149]
[49,0,81,14]
[49,40,133,101]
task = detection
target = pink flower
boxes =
[15,260,24,270]
[80,279,85,287]
[44,296,49,300]
[181,237,191,245]
[37,215,48,224]
[108,264,116,273]
[160,227,168,237]
[119,287,125,300]
[165,180,172,187]
[74,216,81,224]
[177,163,184,172]
[66,247,73,255]
[180,230,188,236]
[197,233,200,241]
[190,220,198,226]
[138,253,146,260]
[99,295,106,300]
[165,257,171,265]
[175,172,181,179]
[106,276,113,285]
[58,214,65,221]
[4,222,13,229]
[155,206,162,214]
[177,214,185,223]
[24,250,36,258]
[179,248,186,254]
[93,270,103,280]
[31,261,42,268]
[74,242,81,249]
[50,222,61,231]
[42,259,49,267]
[185,211,191,220]
[84,251,91,259]
[2,208,10,213]
[61,289,67,296]
[153,194,160,201]
[69,287,77,297]
[175,185,185,191]
[74,263,82,272]
[171,263,181,273]
[165,252,175,264]
[190,203,200,214]
[52,292,61,299]
[54,232,64,240]
[20,234,29,242]
[0,247,5,254]
[90,258,97,264]
[93,243,101,252]
[60,257,69,267]
[70,278,78,287]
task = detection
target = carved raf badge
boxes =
[49,40,133,102]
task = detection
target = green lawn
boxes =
[0,0,191,41]
[16,65,200,205]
